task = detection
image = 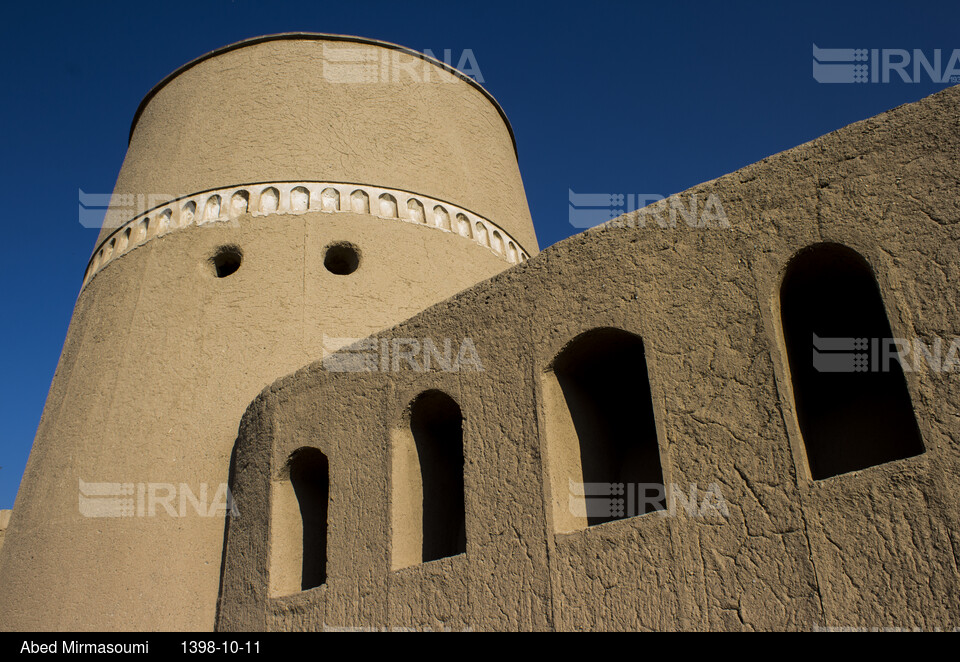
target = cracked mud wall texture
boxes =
[0,511,9,557]
[218,85,960,631]
[0,37,535,632]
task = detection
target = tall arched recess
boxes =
[270,448,329,595]
[543,327,665,533]
[780,243,924,480]
[391,390,466,570]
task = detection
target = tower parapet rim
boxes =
[128,32,519,158]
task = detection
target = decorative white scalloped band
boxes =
[83,182,531,288]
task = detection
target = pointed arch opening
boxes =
[290,186,310,212]
[780,243,924,480]
[407,198,425,223]
[321,187,340,212]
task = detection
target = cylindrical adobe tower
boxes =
[0,34,537,631]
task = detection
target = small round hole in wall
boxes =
[211,245,243,278]
[323,241,360,275]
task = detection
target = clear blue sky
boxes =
[1,0,957,508]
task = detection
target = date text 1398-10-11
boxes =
[183,641,261,654]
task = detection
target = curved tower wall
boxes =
[0,35,537,631]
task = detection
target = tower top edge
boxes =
[127,32,519,159]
